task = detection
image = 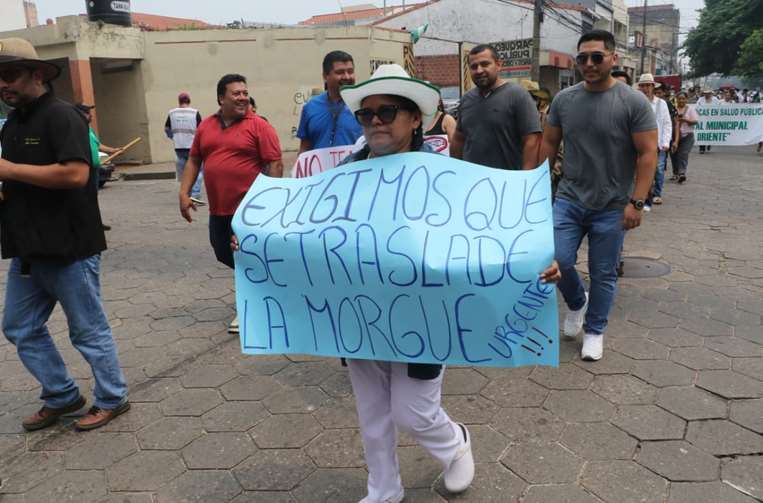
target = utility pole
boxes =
[639,0,647,75]
[458,41,464,98]
[531,0,543,82]
[669,31,676,74]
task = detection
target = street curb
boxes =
[120,171,176,181]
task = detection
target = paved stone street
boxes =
[0,147,762,503]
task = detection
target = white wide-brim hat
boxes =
[340,64,440,129]
[637,73,656,85]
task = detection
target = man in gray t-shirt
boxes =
[451,45,542,170]
[549,81,656,209]
[541,30,657,362]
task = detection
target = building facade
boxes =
[23,1,38,27]
[0,16,411,163]
[628,3,680,76]
[300,3,415,26]
[611,0,636,78]
[368,0,594,96]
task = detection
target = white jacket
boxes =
[695,96,719,108]
[649,97,672,149]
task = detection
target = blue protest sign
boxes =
[232,153,559,368]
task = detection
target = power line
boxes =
[546,6,582,28]
[491,0,583,34]
[490,0,583,36]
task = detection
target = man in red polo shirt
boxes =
[179,73,282,333]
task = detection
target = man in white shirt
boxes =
[637,74,672,206]
[165,92,204,204]
[695,88,718,154]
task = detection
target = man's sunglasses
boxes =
[0,65,32,83]
[575,52,608,65]
[355,105,408,126]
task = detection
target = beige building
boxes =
[23,1,39,27]
[612,0,636,79]
[628,4,680,75]
[0,16,411,163]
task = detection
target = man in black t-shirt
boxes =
[0,38,129,431]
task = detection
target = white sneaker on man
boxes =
[358,489,404,503]
[443,423,474,493]
[563,292,588,339]
[581,333,604,361]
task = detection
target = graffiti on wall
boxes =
[291,86,322,138]
[370,59,396,73]
[403,43,416,78]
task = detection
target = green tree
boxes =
[683,0,763,76]
[735,28,763,76]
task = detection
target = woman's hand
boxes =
[540,260,561,284]
[230,234,239,252]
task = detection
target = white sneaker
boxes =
[563,292,588,339]
[358,489,404,503]
[443,423,474,493]
[581,333,604,361]
[228,316,239,334]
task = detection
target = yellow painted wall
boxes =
[90,58,151,161]
[141,27,410,163]
[3,18,409,163]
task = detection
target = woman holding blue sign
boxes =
[335,65,561,503]
[233,65,560,503]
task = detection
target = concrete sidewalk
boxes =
[0,147,761,503]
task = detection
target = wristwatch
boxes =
[629,198,645,210]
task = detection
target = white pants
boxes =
[347,360,462,502]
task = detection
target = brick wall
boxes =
[415,55,460,87]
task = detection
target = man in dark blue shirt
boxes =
[296,51,362,153]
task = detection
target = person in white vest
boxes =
[165,92,204,204]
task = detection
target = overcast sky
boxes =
[34,0,702,32]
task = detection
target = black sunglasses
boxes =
[575,52,608,65]
[355,105,405,126]
[0,65,32,83]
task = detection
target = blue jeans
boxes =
[176,149,203,199]
[2,256,128,409]
[652,150,667,197]
[553,198,625,335]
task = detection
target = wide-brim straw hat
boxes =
[637,73,656,86]
[340,64,440,129]
[0,38,60,82]
[519,79,540,92]
[530,86,552,102]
